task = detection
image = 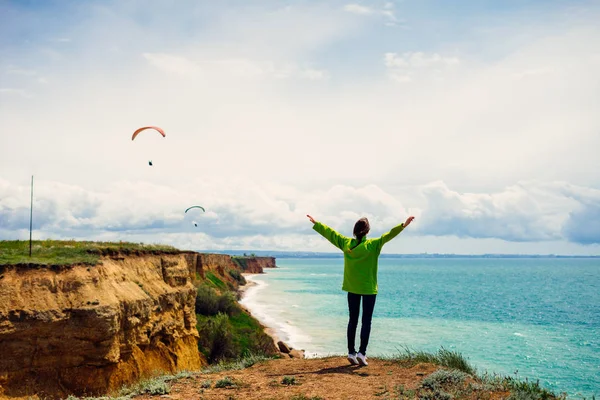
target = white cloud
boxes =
[0,88,32,98]
[300,67,328,80]
[142,53,203,78]
[415,181,581,242]
[343,3,397,23]
[510,67,556,79]
[142,53,328,81]
[384,52,461,82]
[384,52,460,68]
[5,68,37,76]
[343,4,374,15]
[1,178,599,252]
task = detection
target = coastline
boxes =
[238,273,282,348]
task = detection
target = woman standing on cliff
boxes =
[306,214,415,366]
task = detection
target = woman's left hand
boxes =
[307,215,317,224]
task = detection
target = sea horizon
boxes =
[198,250,600,258]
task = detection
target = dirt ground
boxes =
[134,356,510,400]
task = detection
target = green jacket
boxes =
[312,222,405,295]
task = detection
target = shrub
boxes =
[421,369,468,391]
[395,384,416,399]
[504,378,558,400]
[215,376,236,388]
[138,379,170,395]
[478,372,564,400]
[197,313,238,362]
[419,390,452,400]
[281,376,297,385]
[200,379,212,388]
[231,256,248,271]
[217,291,239,316]
[195,284,220,315]
[228,269,246,285]
[196,284,240,316]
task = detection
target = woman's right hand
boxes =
[404,216,415,227]
[307,215,317,224]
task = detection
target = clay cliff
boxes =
[187,253,277,276]
[244,256,277,273]
[0,253,202,399]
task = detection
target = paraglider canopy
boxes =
[131,126,166,141]
[185,206,205,228]
[185,206,206,213]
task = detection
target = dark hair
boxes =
[351,217,370,249]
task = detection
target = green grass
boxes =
[231,256,249,271]
[378,348,565,399]
[384,346,477,376]
[200,379,212,389]
[229,309,260,352]
[214,376,236,388]
[205,271,227,289]
[200,353,274,374]
[281,376,297,386]
[0,240,179,266]
[479,372,565,400]
[64,371,195,399]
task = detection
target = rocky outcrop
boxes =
[0,254,202,399]
[276,340,304,359]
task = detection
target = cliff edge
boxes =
[0,241,278,399]
[0,253,201,398]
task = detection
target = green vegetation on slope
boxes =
[231,256,249,271]
[0,240,179,266]
[205,271,227,289]
[194,281,277,363]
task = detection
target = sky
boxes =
[1,0,599,254]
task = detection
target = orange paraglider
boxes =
[131,126,166,141]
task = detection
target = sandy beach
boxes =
[238,273,282,348]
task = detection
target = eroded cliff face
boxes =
[0,254,202,399]
[194,253,238,277]
[245,256,277,273]
[190,254,277,276]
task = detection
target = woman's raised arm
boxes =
[307,215,349,251]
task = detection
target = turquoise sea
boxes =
[240,258,600,398]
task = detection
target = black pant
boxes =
[347,292,377,355]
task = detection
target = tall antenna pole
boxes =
[29,175,33,257]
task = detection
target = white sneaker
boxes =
[347,353,358,365]
[357,352,368,366]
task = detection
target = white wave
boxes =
[240,274,312,349]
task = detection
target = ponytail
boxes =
[351,218,370,250]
